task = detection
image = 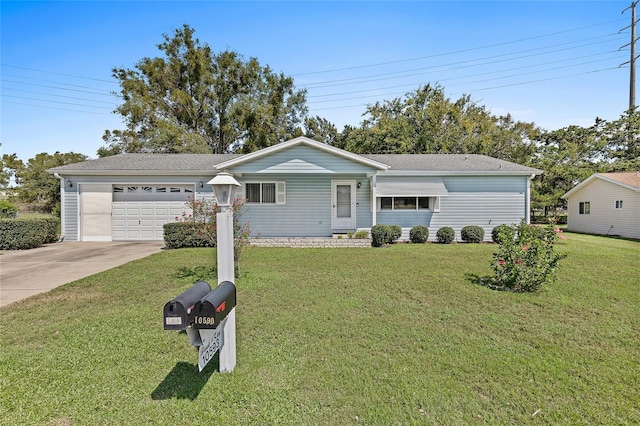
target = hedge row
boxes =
[163,222,214,249]
[371,224,518,246]
[0,217,59,250]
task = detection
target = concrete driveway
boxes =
[0,242,165,307]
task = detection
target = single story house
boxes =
[48,137,541,242]
[562,172,640,239]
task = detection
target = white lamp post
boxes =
[205,171,241,373]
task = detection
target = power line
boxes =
[302,33,625,89]
[293,18,627,77]
[0,64,117,84]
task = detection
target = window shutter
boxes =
[432,196,441,213]
[276,182,286,205]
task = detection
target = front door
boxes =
[331,181,356,230]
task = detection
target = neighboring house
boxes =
[48,137,541,242]
[562,172,640,239]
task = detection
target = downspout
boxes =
[370,174,377,227]
[54,173,65,240]
[526,173,535,224]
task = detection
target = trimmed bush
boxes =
[461,225,485,243]
[0,200,18,218]
[371,224,391,247]
[0,217,59,250]
[163,222,213,249]
[492,224,514,244]
[409,225,429,243]
[436,226,455,244]
[389,225,402,242]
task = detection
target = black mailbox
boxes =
[191,281,236,329]
[163,281,212,330]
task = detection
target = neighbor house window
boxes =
[245,182,285,204]
[579,201,590,215]
[615,200,623,209]
[380,197,430,210]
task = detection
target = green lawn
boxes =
[1,233,638,425]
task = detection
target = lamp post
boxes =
[206,171,241,372]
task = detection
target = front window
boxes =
[246,182,283,204]
[380,196,430,210]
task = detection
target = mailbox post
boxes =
[163,172,240,373]
[206,171,240,373]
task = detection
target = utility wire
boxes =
[293,18,627,76]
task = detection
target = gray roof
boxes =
[48,154,242,175]
[49,152,540,176]
[363,154,540,174]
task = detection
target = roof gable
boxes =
[562,172,640,199]
[221,143,385,174]
[215,137,389,171]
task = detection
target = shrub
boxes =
[163,222,212,249]
[0,200,18,218]
[461,225,485,243]
[409,225,429,243]
[491,224,514,244]
[389,225,402,242]
[491,220,568,292]
[0,217,59,249]
[354,230,369,239]
[436,226,455,244]
[371,224,391,247]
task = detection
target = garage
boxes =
[111,184,193,241]
[84,184,193,241]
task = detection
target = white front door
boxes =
[331,180,356,230]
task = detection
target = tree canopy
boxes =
[11,152,88,210]
[339,84,539,166]
[99,24,307,156]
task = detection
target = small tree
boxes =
[178,197,251,276]
[491,220,567,292]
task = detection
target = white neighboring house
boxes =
[562,172,640,239]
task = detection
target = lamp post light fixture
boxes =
[205,171,241,373]
[208,172,240,210]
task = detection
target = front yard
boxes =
[0,233,638,424]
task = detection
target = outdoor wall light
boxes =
[199,180,204,188]
[66,179,73,188]
[357,182,362,189]
[208,172,240,208]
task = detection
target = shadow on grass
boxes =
[151,355,219,400]
[175,265,218,283]
[465,273,515,292]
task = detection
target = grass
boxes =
[1,233,638,425]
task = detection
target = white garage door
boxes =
[112,185,193,241]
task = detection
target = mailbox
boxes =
[191,281,236,329]
[163,281,212,330]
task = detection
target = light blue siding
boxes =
[232,145,375,174]
[63,190,78,241]
[239,174,372,237]
[442,176,527,193]
[374,175,529,241]
[430,192,525,241]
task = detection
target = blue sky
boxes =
[0,1,634,162]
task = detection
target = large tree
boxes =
[340,84,538,164]
[15,152,87,211]
[99,24,307,156]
